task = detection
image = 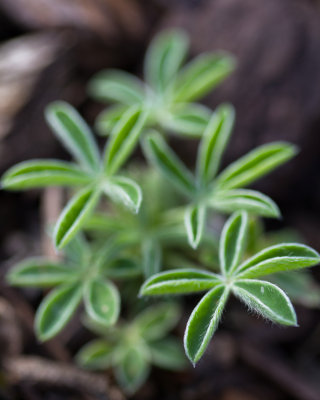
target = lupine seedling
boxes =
[1,101,146,249]
[140,211,320,365]
[89,29,235,138]
[143,104,297,248]
[7,235,141,340]
[76,303,187,394]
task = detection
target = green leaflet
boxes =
[95,105,128,136]
[219,211,248,275]
[1,160,92,190]
[7,258,79,287]
[196,104,235,185]
[174,53,236,102]
[88,69,145,105]
[211,189,280,218]
[149,337,187,370]
[115,346,150,395]
[35,282,82,341]
[236,243,320,278]
[102,258,141,279]
[216,142,298,190]
[142,132,195,196]
[45,102,100,172]
[84,279,120,327]
[163,103,211,137]
[104,106,146,175]
[144,29,189,92]
[76,339,115,370]
[184,204,206,249]
[233,280,297,326]
[140,269,221,296]
[63,234,90,265]
[142,239,162,278]
[54,187,100,249]
[184,285,229,364]
[103,176,142,214]
[135,303,180,341]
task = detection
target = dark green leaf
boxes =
[45,101,100,172]
[54,187,100,249]
[142,239,162,278]
[149,337,187,370]
[216,142,298,190]
[102,258,142,279]
[236,243,320,279]
[76,339,115,370]
[233,279,297,325]
[35,282,82,341]
[184,285,229,364]
[1,160,92,190]
[140,269,221,296]
[184,204,206,249]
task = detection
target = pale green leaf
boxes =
[144,29,188,91]
[149,337,187,370]
[163,103,210,137]
[102,258,142,279]
[88,69,145,105]
[104,106,147,175]
[54,187,100,249]
[84,279,120,327]
[7,258,79,288]
[35,282,82,341]
[95,105,128,136]
[63,234,90,265]
[174,53,236,102]
[115,346,150,394]
[196,104,235,185]
[103,176,142,214]
[233,279,297,326]
[184,204,206,249]
[1,160,92,190]
[220,211,248,276]
[135,303,180,341]
[142,239,162,278]
[45,101,100,172]
[142,132,195,196]
[184,285,229,364]
[236,243,320,279]
[76,339,115,370]
[210,189,280,218]
[216,142,298,190]
[140,268,221,296]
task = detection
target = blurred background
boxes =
[0,0,320,399]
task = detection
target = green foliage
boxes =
[76,303,187,394]
[89,29,235,138]
[140,211,320,364]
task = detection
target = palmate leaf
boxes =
[149,337,187,370]
[184,204,206,249]
[45,102,100,172]
[104,106,147,176]
[84,279,120,327]
[173,53,236,102]
[219,211,248,276]
[163,103,211,137]
[142,132,195,196]
[54,187,100,249]
[103,176,142,214]
[196,104,235,185]
[7,258,79,288]
[184,285,229,364]
[216,142,298,190]
[140,269,221,296]
[76,339,115,370]
[232,280,297,326]
[88,69,145,105]
[35,282,82,341]
[134,303,180,341]
[1,160,92,190]
[236,243,320,279]
[210,189,280,218]
[144,29,189,92]
[115,345,150,394]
